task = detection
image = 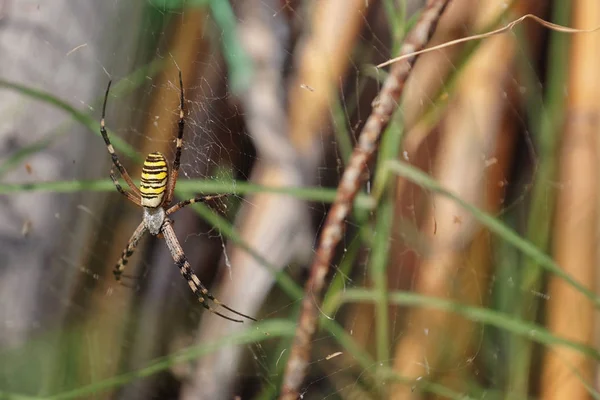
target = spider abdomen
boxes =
[140,152,168,208]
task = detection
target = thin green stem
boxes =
[509,1,570,396]
[370,190,393,364]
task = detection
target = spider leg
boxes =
[206,294,257,322]
[161,221,255,323]
[110,169,142,206]
[165,194,229,216]
[101,80,142,197]
[113,222,147,282]
[164,71,185,205]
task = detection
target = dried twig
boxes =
[378,13,600,68]
[279,1,452,398]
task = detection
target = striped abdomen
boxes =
[140,152,168,208]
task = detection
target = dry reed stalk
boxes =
[389,1,547,396]
[183,0,371,397]
[540,1,600,398]
[71,10,210,392]
[280,1,452,398]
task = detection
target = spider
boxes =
[100,72,255,323]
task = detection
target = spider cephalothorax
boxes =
[99,72,254,323]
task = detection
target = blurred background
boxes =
[0,0,598,399]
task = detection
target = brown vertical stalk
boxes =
[389,1,547,398]
[540,1,599,398]
[279,1,452,398]
[352,0,476,354]
[65,10,210,392]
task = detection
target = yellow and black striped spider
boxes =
[100,72,254,323]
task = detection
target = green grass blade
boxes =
[0,79,140,163]
[208,0,252,94]
[385,160,600,308]
[0,60,163,178]
[0,178,375,210]
[340,289,600,361]
[40,319,295,400]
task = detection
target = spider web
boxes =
[0,1,581,399]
